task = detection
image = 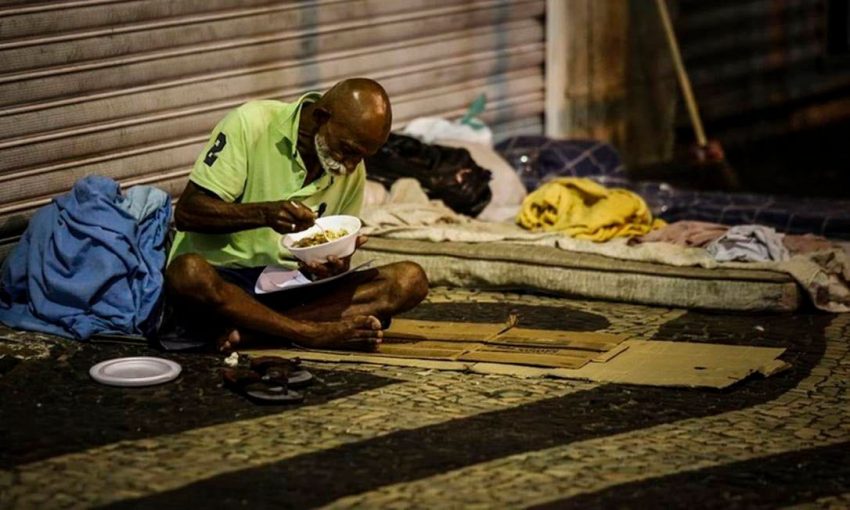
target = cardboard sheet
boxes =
[549,340,789,388]
[253,338,787,389]
[373,319,628,369]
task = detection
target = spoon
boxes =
[309,202,328,239]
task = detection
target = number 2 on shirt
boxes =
[204,132,227,166]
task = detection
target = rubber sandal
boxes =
[221,368,304,405]
[249,356,314,389]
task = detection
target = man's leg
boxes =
[261,261,429,324]
[165,254,389,351]
[165,255,428,351]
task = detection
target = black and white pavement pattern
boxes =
[0,287,847,509]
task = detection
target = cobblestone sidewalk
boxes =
[0,288,847,509]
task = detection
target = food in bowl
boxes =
[292,228,350,248]
[282,215,362,265]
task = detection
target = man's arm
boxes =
[174,182,315,234]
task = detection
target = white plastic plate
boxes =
[89,357,182,387]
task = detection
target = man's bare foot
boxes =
[218,329,241,353]
[297,315,383,351]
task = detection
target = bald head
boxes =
[316,78,392,144]
[304,78,392,175]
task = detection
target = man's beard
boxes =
[314,134,348,176]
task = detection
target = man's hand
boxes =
[299,236,368,280]
[175,183,318,235]
[264,201,316,234]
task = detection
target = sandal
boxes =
[249,356,314,389]
[221,368,304,405]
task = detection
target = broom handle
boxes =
[655,0,707,147]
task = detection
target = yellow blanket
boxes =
[517,177,665,241]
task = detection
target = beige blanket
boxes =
[362,180,850,312]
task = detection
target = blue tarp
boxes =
[0,176,171,340]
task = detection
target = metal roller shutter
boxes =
[677,0,850,144]
[0,0,545,260]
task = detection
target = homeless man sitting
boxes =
[164,78,429,352]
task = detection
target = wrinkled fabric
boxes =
[517,177,665,241]
[776,249,850,312]
[363,180,389,208]
[387,178,431,205]
[633,221,729,247]
[0,176,171,340]
[707,225,789,262]
[783,233,834,255]
[361,199,850,312]
[496,136,850,240]
[363,179,465,229]
[121,185,170,222]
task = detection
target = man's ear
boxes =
[312,106,332,126]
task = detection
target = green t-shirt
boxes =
[168,93,365,268]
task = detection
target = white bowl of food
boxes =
[282,215,362,264]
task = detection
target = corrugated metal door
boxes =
[0,0,545,260]
[678,0,850,144]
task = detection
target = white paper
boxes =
[254,260,374,294]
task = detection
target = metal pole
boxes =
[655,0,707,147]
